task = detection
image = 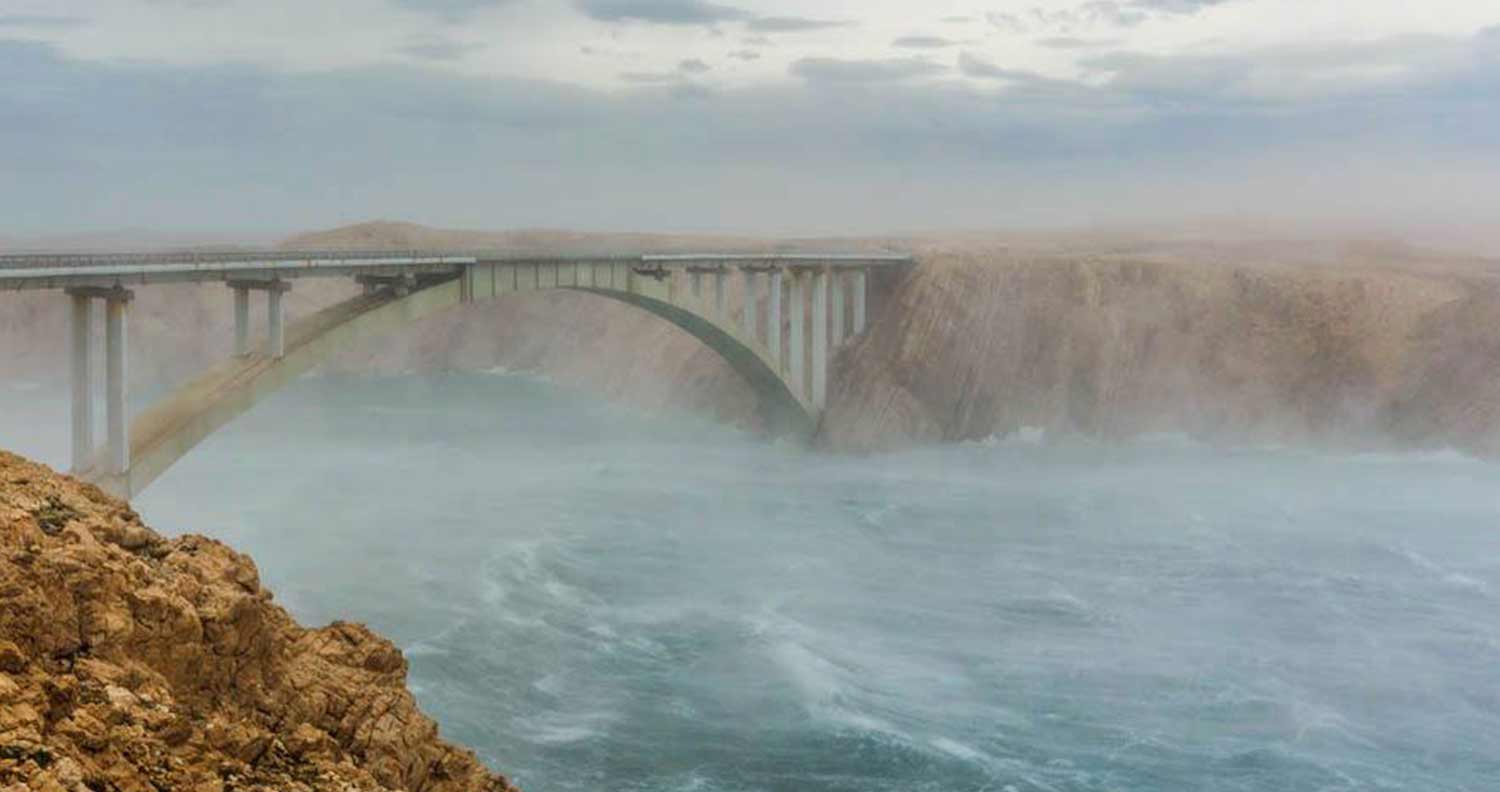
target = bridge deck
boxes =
[0,250,913,291]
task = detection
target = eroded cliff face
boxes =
[822,243,1500,456]
[0,450,518,792]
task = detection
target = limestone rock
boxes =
[0,450,520,792]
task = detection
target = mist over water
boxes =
[4,372,1499,791]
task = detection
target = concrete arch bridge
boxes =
[0,250,912,499]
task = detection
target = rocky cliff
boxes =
[0,450,518,792]
[823,239,1500,456]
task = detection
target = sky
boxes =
[1,0,1498,235]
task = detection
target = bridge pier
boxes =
[788,271,805,397]
[832,271,847,349]
[714,270,727,322]
[853,270,867,335]
[228,279,292,359]
[741,269,758,343]
[768,270,783,369]
[267,287,285,359]
[69,293,93,473]
[233,286,250,357]
[104,289,132,476]
[811,268,829,409]
[65,286,132,476]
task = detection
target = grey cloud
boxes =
[620,70,680,83]
[0,15,87,28]
[941,16,975,24]
[1,33,1498,234]
[791,57,947,83]
[1036,36,1119,49]
[679,58,711,73]
[957,52,1056,86]
[727,49,760,61]
[392,0,518,20]
[744,17,855,33]
[893,36,957,50]
[986,12,1026,34]
[1078,34,1485,102]
[575,0,750,25]
[399,37,485,62]
[1132,0,1234,13]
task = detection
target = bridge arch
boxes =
[104,269,824,499]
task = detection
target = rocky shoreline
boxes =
[0,450,517,792]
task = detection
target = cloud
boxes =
[744,17,855,33]
[1132,0,1234,14]
[727,49,760,61]
[1035,36,1119,50]
[678,58,711,74]
[1,32,1498,234]
[0,15,87,28]
[398,36,485,62]
[1079,34,1485,102]
[392,0,518,21]
[619,70,680,83]
[790,57,948,84]
[957,52,1056,85]
[893,36,957,50]
[574,0,750,25]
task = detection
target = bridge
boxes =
[1,249,913,499]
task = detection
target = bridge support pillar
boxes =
[266,283,286,359]
[69,293,93,473]
[788,271,805,397]
[767,270,783,369]
[812,268,829,410]
[853,270,867,335]
[233,286,250,357]
[832,271,846,349]
[714,270,727,322]
[741,269,758,342]
[104,289,132,477]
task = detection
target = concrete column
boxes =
[267,285,285,359]
[714,270,727,323]
[788,271,805,397]
[741,269,758,342]
[832,271,846,349]
[70,294,93,472]
[105,293,129,477]
[853,270,868,335]
[233,287,251,357]
[811,267,829,409]
[767,270,783,369]
[692,272,703,301]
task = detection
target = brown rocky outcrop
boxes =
[0,450,518,792]
[821,240,1500,455]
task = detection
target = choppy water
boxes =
[4,371,1500,791]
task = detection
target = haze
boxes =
[2,0,1498,237]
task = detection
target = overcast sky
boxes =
[1,0,1497,235]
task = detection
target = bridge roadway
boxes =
[0,249,913,499]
